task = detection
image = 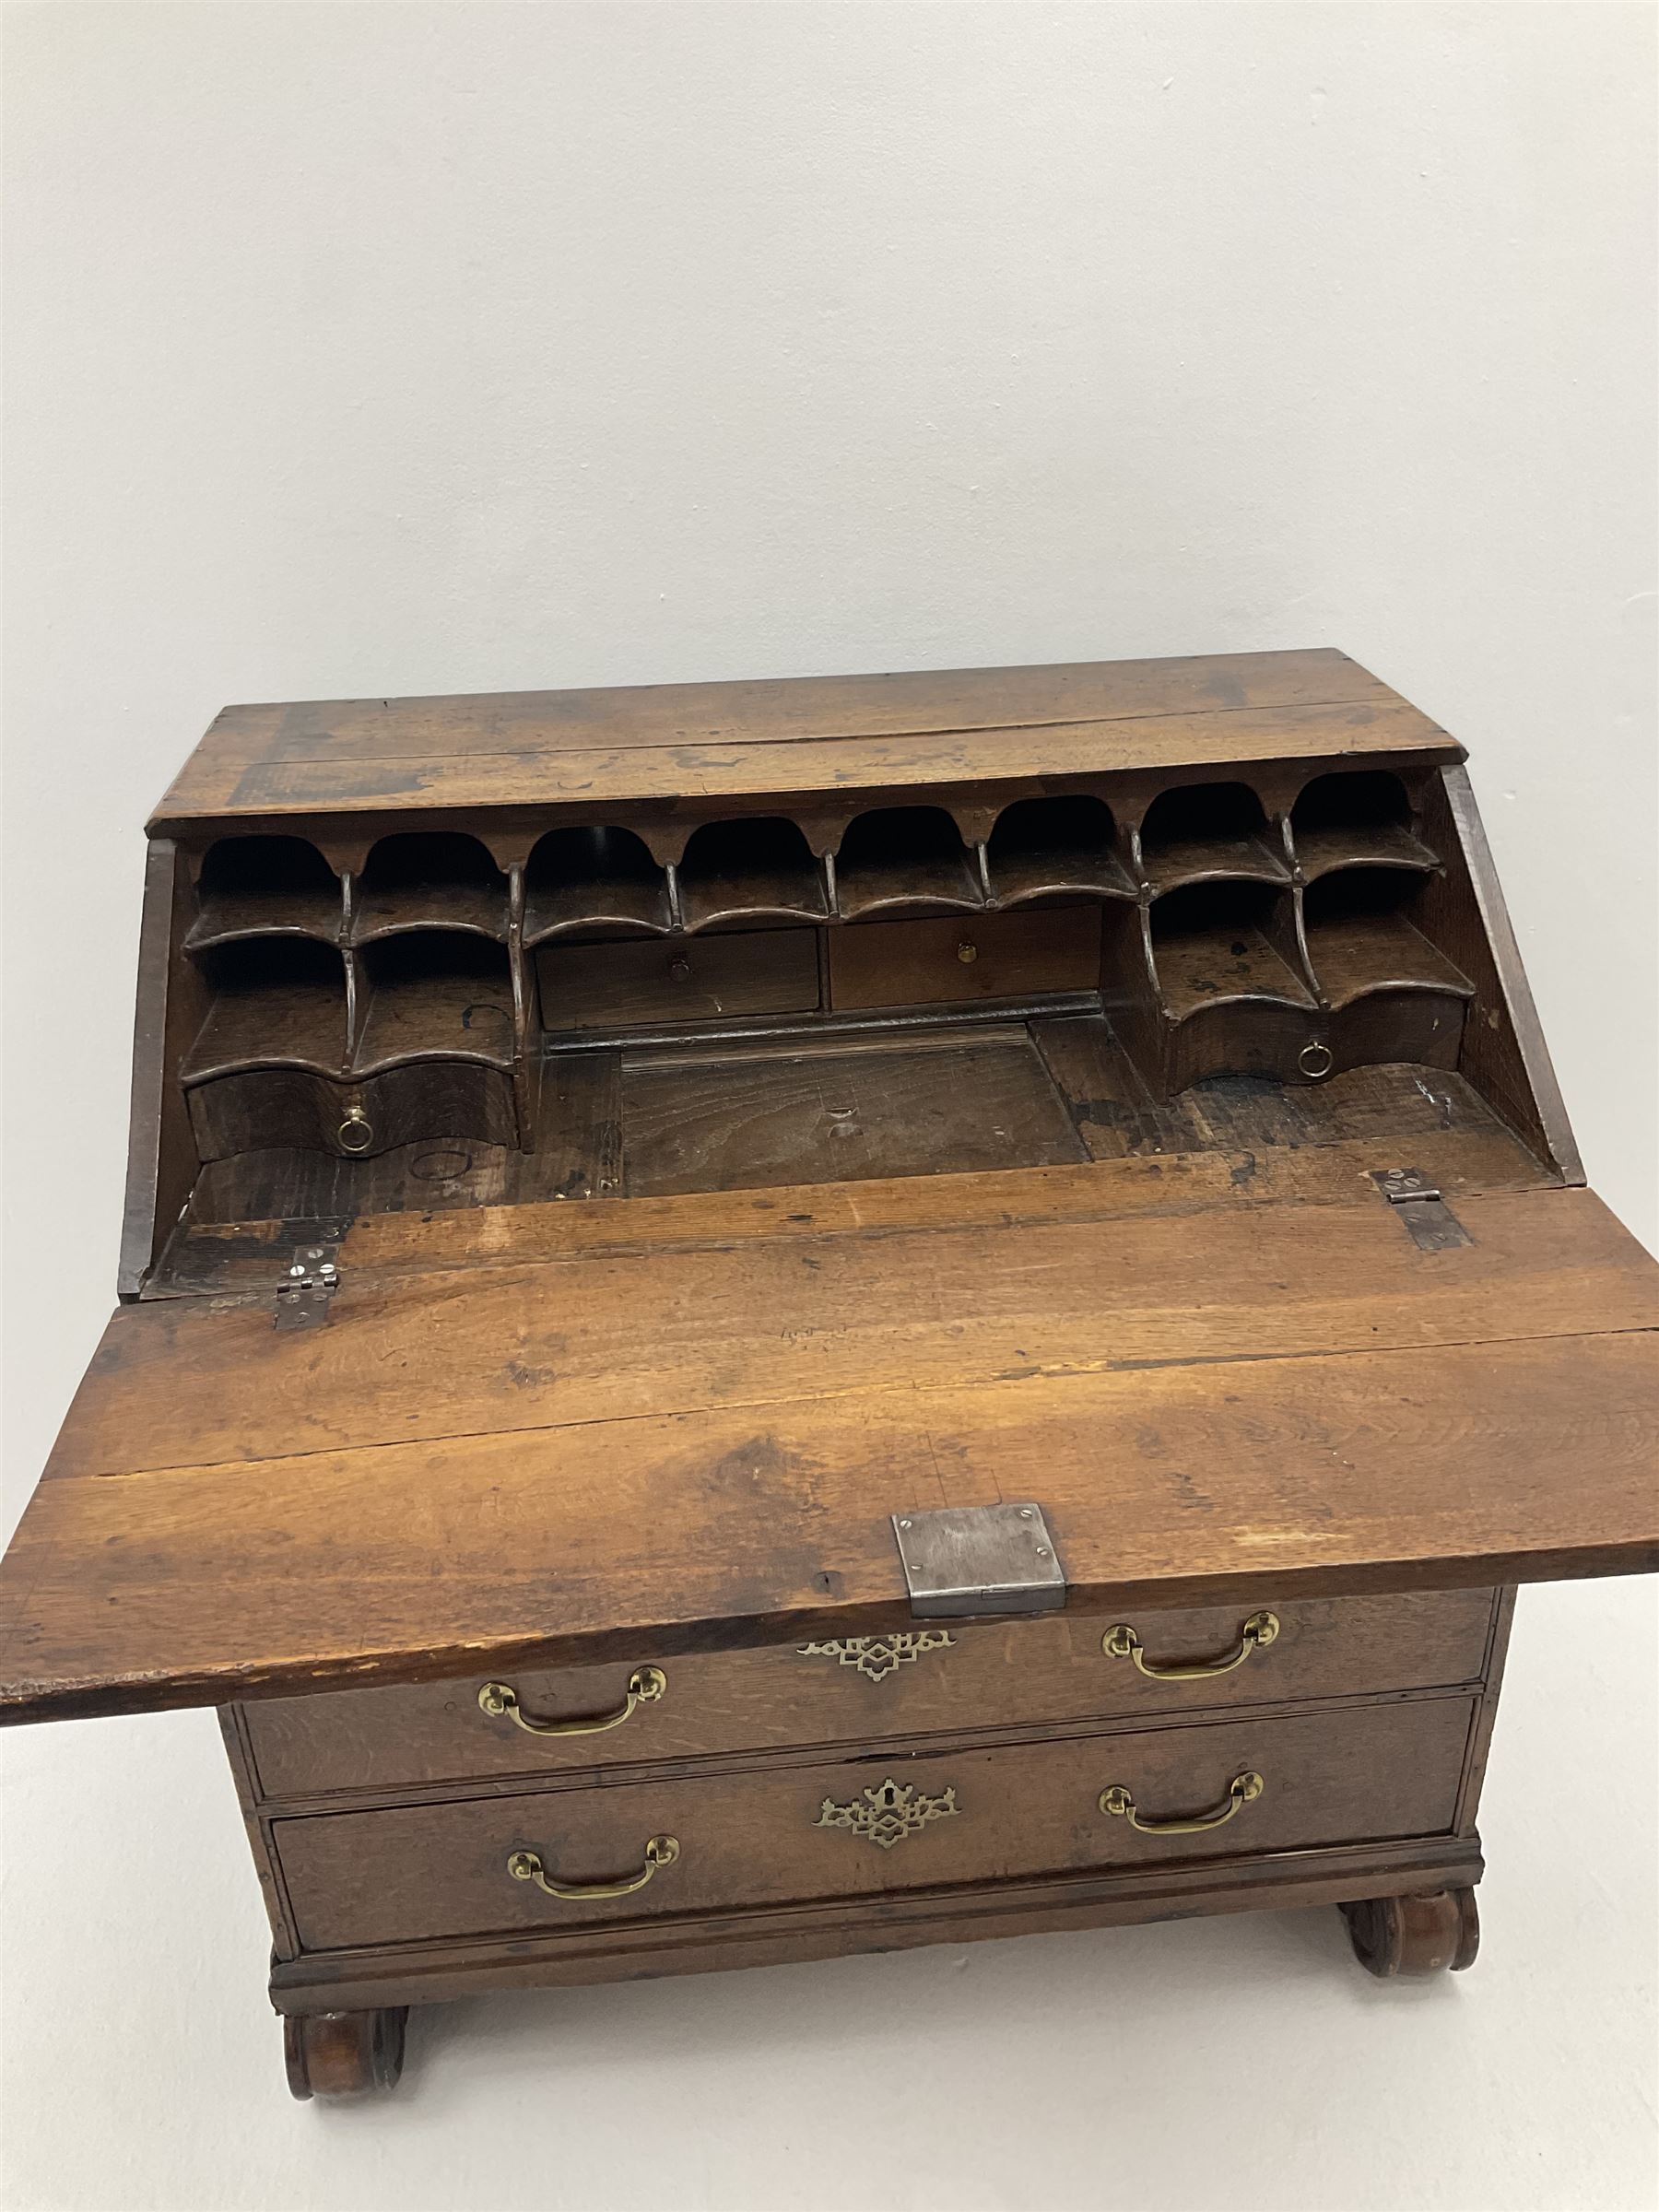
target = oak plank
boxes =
[149,1123,1547,1298]
[152,701,1455,825]
[171,650,1395,771]
[619,1030,1088,1196]
[2,1332,1653,1721]
[48,1188,1657,1479]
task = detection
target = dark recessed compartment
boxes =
[354,934,516,1074]
[1149,881,1315,1024]
[834,806,984,920]
[186,836,341,949]
[1300,868,1473,1072]
[352,832,509,943]
[523,827,672,943]
[986,796,1135,907]
[1138,781,1289,893]
[182,936,350,1083]
[1291,771,1438,882]
[678,816,829,932]
[1133,881,1321,1094]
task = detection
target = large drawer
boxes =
[241,1589,1496,1800]
[273,1695,1477,1951]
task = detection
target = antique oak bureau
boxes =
[2,650,1655,2102]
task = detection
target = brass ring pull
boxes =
[337,1106,374,1155]
[1099,1771,1264,1835]
[1299,1041,1335,1080]
[507,1835,679,1900]
[477,1666,666,1737]
[1102,1610,1279,1681]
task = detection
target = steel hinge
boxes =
[892,1501,1067,1619]
[1371,1167,1473,1253]
[274,1241,343,1329]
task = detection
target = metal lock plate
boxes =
[1371,1167,1473,1253]
[892,1501,1066,1619]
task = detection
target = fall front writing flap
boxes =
[1,1175,1655,1723]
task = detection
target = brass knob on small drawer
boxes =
[1099,1771,1264,1836]
[337,1104,374,1155]
[668,955,692,981]
[1102,1611,1279,1682]
[477,1666,666,1737]
[507,1834,679,1901]
[956,939,979,964]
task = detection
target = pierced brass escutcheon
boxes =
[507,1835,679,1900]
[796,1631,956,1683]
[814,1777,959,1850]
[477,1666,666,1737]
[1099,1770,1264,1836]
[1102,1610,1279,1681]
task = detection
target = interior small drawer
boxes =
[240,1589,1497,1801]
[536,927,818,1032]
[829,905,1102,1011]
[1160,992,1468,1095]
[271,1696,1477,1952]
[186,1063,518,1162]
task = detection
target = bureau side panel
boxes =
[218,1706,300,1962]
[119,840,207,1298]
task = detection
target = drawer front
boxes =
[274,1696,1476,1951]
[1162,991,1466,1094]
[537,928,819,1032]
[829,906,1102,1011]
[187,1063,517,1161]
[241,1589,1496,1800]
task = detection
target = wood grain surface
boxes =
[2,1324,1653,1721]
[148,1118,1547,1299]
[270,1697,1477,1951]
[150,653,1459,825]
[239,1589,1497,1802]
[49,1186,1658,1477]
[265,1833,1486,2009]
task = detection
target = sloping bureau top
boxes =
[151,648,1459,825]
[3,1168,1654,1724]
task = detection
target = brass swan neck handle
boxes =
[1101,1611,1279,1681]
[1099,1771,1265,1836]
[507,1836,679,1901]
[477,1666,666,1737]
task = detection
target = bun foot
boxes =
[283,2006,407,2100]
[1340,1887,1480,1979]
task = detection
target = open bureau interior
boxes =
[131,724,1573,1291]
[17,650,1659,2106]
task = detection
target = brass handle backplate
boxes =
[1102,1610,1279,1681]
[1099,1771,1264,1836]
[507,1835,679,1900]
[478,1666,666,1737]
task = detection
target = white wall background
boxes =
[2,6,1654,2208]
